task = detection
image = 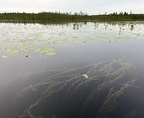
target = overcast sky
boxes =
[0,0,144,15]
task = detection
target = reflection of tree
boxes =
[1,22,144,58]
[16,59,137,118]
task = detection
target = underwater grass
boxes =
[15,59,138,118]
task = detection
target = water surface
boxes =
[0,21,144,118]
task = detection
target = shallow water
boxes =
[0,21,144,118]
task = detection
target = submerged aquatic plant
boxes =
[15,59,137,118]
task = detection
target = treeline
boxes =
[101,11,144,21]
[0,12,89,22]
[0,11,144,23]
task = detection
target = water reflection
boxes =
[0,21,144,118]
[0,59,139,118]
[0,21,144,58]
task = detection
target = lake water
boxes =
[0,21,144,118]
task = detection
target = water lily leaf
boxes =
[8,50,20,56]
[35,48,55,54]
[21,49,32,52]
[2,55,8,58]
[46,52,56,56]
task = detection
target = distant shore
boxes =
[0,12,144,23]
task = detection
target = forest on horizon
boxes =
[0,11,144,22]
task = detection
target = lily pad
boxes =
[46,52,56,56]
[35,48,55,54]
[2,55,8,58]
[21,49,32,52]
[8,50,20,56]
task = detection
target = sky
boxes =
[0,0,144,15]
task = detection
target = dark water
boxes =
[0,21,144,118]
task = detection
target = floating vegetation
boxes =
[15,59,138,118]
[35,48,54,54]
[2,55,8,58]
[46,52,56,56]
[35,48,56,56]
[0,22,144,58]
[8,50,20,56]
[21,49,33,52]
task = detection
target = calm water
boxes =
[0,21,144,118]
